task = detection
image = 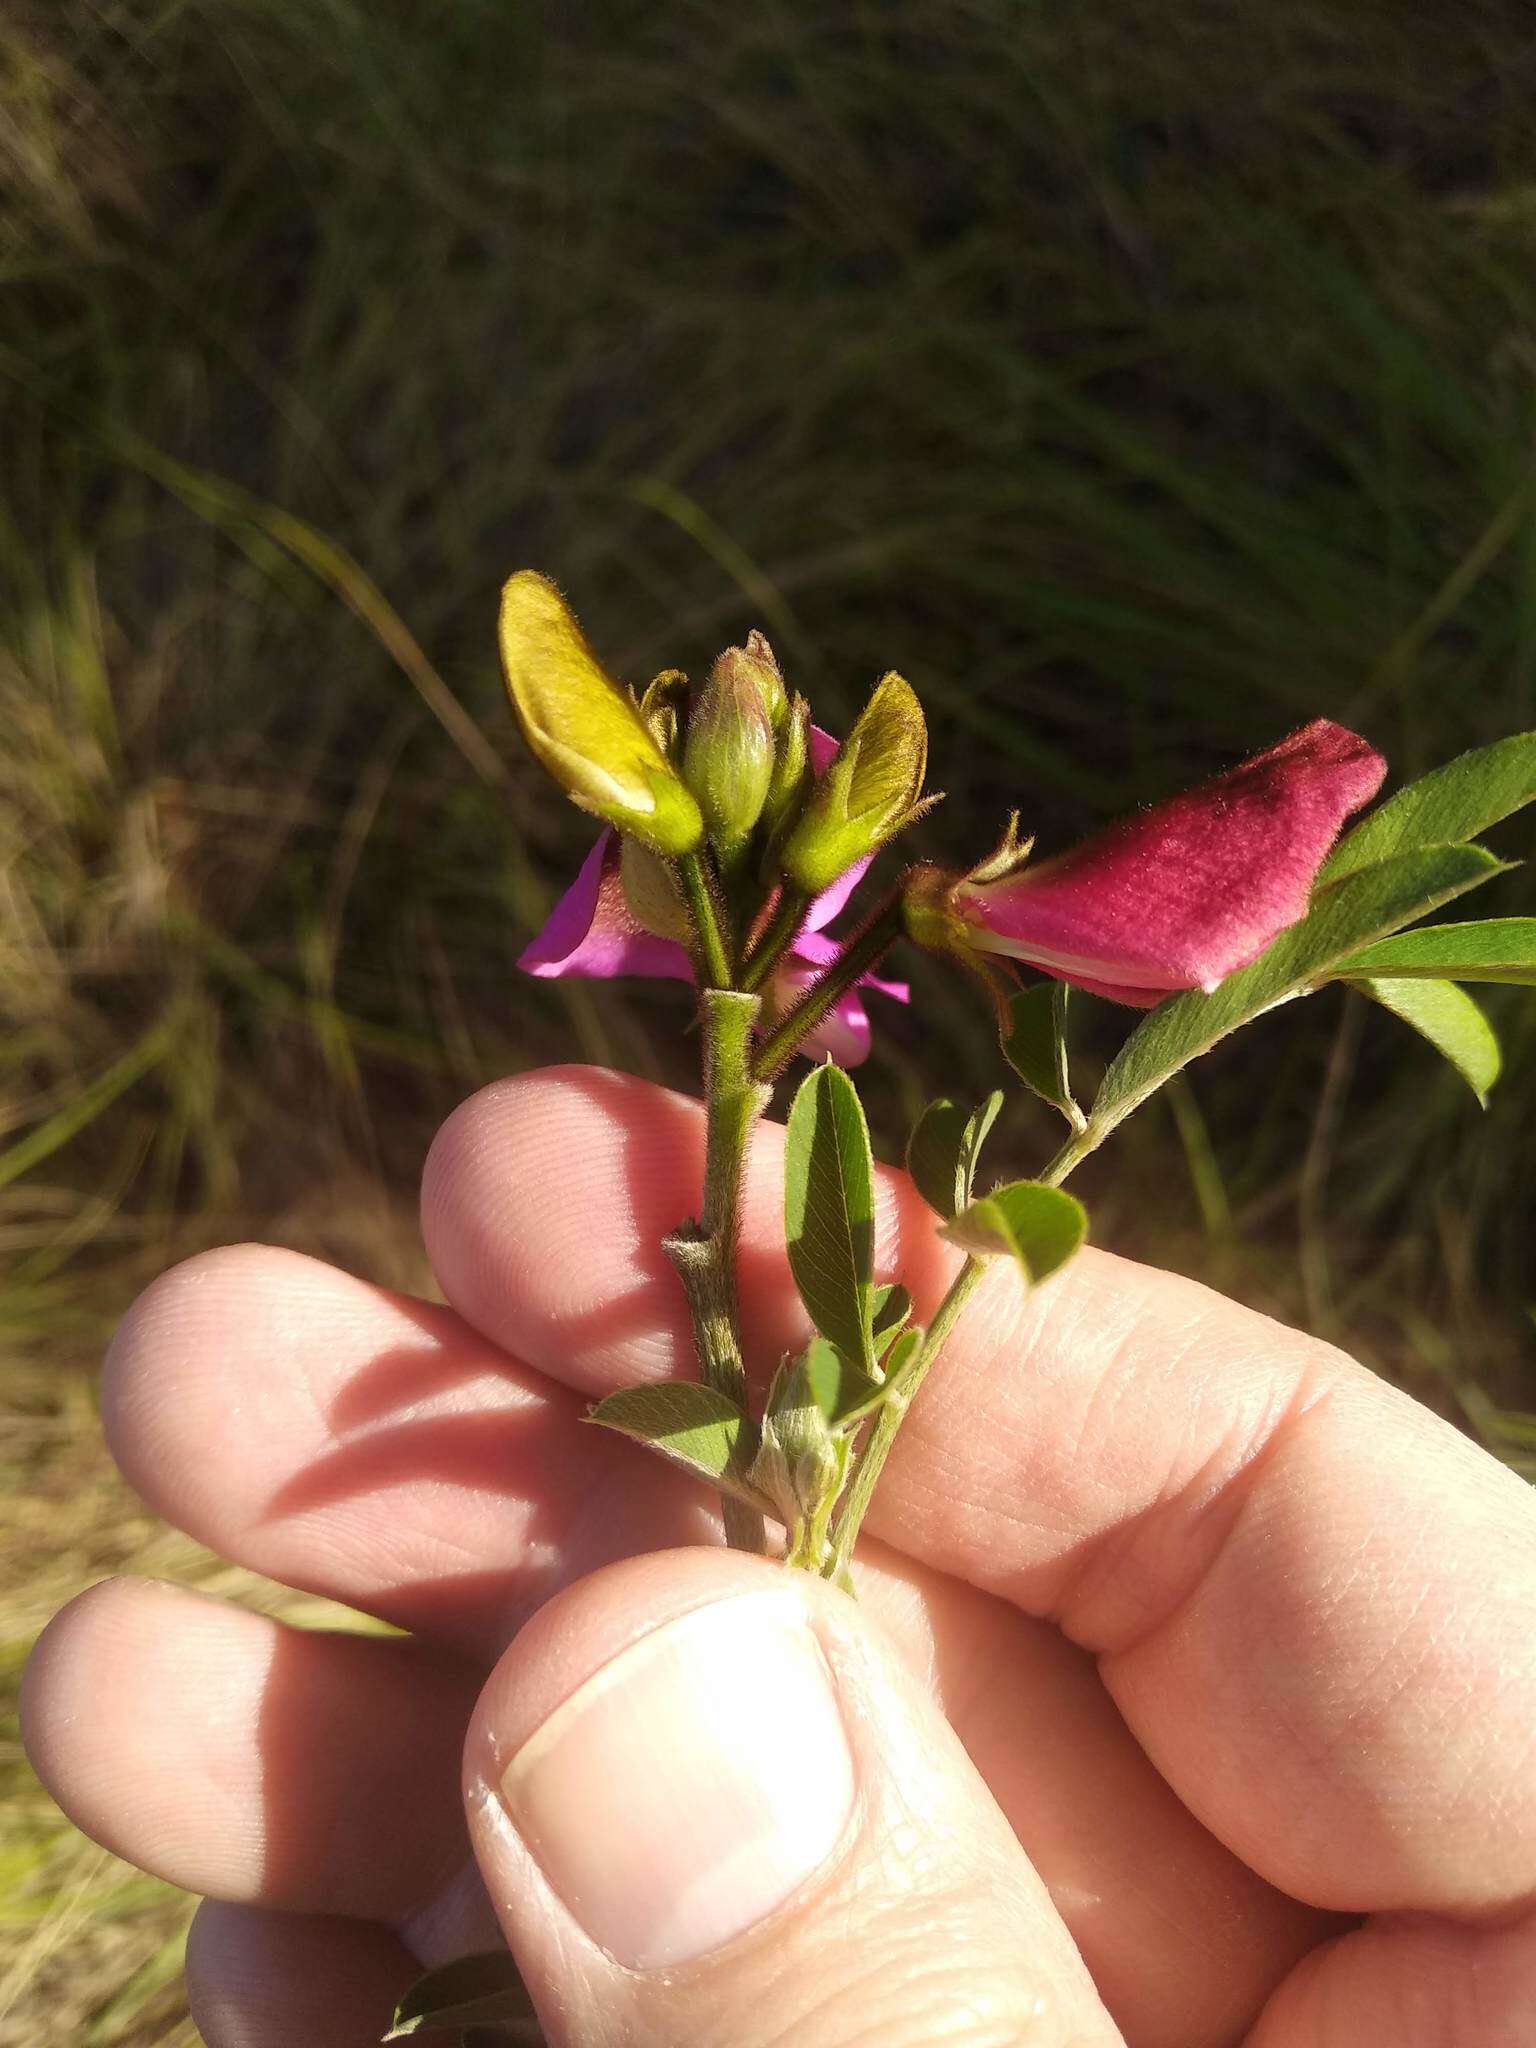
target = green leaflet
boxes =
[1354,977,1501,1105]
[1321,731,1536,883]
[942,1179,1087,1283]
[1329,917,1536,985]
[587,1382,766,1510]
[1089,840,1506,1137]
[905,1090,1003,1220]
[871,1281,913,1349]
[801,1334,889,1427]
[1001,982,1083,1128]
[385,1952,539,2041]
[785,1062,877,1369]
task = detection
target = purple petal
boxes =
[772,960,874,1066]
[518,832,693,981]
[955,721,1386,1004]
[789,927,910,1004]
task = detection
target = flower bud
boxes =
[499,572,703,857]
[620,836,691,943]
[682,648,776,864]
[760,693,813,845]
[780,672,930,896]
[638,669,688,759]
[736,630,790,730]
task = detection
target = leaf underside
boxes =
[1353,976,1501,1104]
[588,1382,765,1507]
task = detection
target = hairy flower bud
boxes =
[683,648,776,864]
[760,693,814,846]
[734,630,789,731]
[499,572,703,856]
[638,669,689,759]
[781,672,930,896]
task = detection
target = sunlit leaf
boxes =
[1321,731,1536,883]
[943,1179,1087,1282]
[801,1334,888,1426]
[588,1383,767,1508]
[1353,977,1501,1105]
[785,1062,876,1368]
[1329,916,1536,985]
[1090,841,1505,1137]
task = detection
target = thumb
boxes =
[464,1548,1123,2048]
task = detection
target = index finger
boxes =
[424,1065,1536,1921]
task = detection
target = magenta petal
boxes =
[518,832,693,981]
[956,721,1386,1002]
[808,725,839,775]
[804,991,873,1066]
[773,961,874,1065]
[789,927,910,1004]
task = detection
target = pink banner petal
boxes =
[955,721,1385,1004]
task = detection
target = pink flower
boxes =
[519,731,909,1063]
[945,720,1387,1006]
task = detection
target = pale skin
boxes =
[22,1065,1536,2047]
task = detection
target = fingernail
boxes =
[499,1591,856,1969]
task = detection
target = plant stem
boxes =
[751,890,905,1081]
[665,990,769,1552]
[675,849,733,989]
[738,887,810,992]
[822,1104,1102,1578]
[824,1254,986,1579]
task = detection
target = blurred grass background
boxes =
[3,0,1535,2037]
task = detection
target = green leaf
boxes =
[943,1180,1087,1282]
[905,1090,1003,1220]
[385,1953,540,2041]
[801,1334,888,1426]
[880,1325,924,1390]
[871,1282,913,1356]
[1001,983,1083,1128]
[1321,731,1536,883]
[588,1383,766,1508]
[785,1062,877,1369]
[1353,977,1501,1105]
[1090,841,1506,1137]
[1328,917,1536,985]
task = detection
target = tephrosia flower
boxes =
[906,720,1387,1005]
[518,825,908,1064]
[509,578,914,1064]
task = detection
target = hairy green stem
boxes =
[823,1107,1102,1578]
[675,850,733,989]
[667,989,769,1552]
[738,887,810,993]
[751,891,905,1081]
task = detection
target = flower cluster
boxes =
[507,571,1386,1056]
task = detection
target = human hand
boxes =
[23,1066,1536,2046]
